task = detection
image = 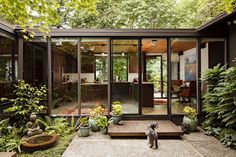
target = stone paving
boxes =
[62,128,236,157]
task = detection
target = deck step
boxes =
[108,120,184,137]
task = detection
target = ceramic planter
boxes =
[89,119,100,132]
[79,125,91,137]
[100,127,107,135]
[112,115,121,125]
[183,116,198,131]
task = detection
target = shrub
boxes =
[202,64,236,148]
[4,80,47,125]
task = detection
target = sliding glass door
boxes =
[80,38,109,114]
[111,39,140,114]
[141,38,168,115]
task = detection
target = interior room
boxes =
[48,37,224,115]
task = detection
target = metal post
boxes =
[138,38,142,115]
[196,38,202,115]
[167,37,171,118]
[108,37,111,112]
[224,38,228,65]
[78,37,81,115]
[18,37,23,80]
[47,37,52,115]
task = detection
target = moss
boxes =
[19,132,75,157]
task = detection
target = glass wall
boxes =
[141,38,167,115]
[23,38,48,111]
[170,38,197,114]
[0,35,17,99]
[24,38,47,86]
[51,38,78,114]
[20,34,227,116]
[80,38,108,114]
[111,39,139,114]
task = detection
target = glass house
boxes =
[0,10,235,122]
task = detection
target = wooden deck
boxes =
[108,120,184,137]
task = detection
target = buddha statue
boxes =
[26,113,43,137]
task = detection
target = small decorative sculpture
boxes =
[145,122,158,149]
[180,122,190,134]
[26,113,43,137]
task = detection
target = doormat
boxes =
[154,99,167,105]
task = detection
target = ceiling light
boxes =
[151,40,157,47]
[233,19,236,24]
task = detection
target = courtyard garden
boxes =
[0,0,236,156]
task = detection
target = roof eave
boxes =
[15,28,198,37]
[197,8,236,32]
[0,20,15,35]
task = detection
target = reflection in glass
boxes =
[111,39,139,114]
[0,36,17,99]
[142,39,167,115]
[51,38,78,114]
[170,38,197,114]
[23,38,48,112]
[80,38,108,114]
[24,38,47,86]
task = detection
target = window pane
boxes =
[111,39,139,114]
[170,38,197,114]
[141,38,167,115]
[51,38,78,114]
[80,38,108,114]
[0,35,17,99]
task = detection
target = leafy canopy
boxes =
[0,0,236,31]
[0,0,98,38]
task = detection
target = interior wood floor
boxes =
[51,99,197,115]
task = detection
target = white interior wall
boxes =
[201,44,209,77]
[80,73,94,82]
[180,47,197,80]
[171,62,178,80]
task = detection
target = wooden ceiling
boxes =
[58,39,197,54]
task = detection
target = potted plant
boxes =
[111,101,123,125]
[89,104,105,132]
[97,116,112,135]
[183,106,198,131]
[78,116,91,137]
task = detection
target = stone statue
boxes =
[145,122,158,149]
[26,113,43,137]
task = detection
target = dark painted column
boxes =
[108,37,111,112]
[167,37,171,119]
[18,37,23,80]
[138,38,142,115]
[47,37,52,115]
[77,37,81,115]
[224,38,228,65]
[196,38,202,115]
